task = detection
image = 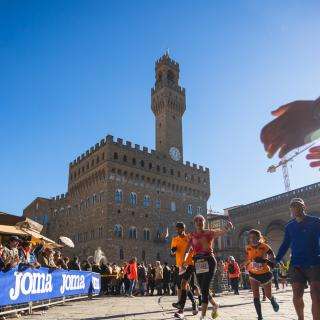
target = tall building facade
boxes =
[23,53,211,263]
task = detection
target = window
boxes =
[187,204,193,215]
[114,152,118,160]
[156,199,161,209]
[132,158,136,165]
[129,226,137,239]
[120,248,124,260]
[90,229,95,240]
[92,194,97,205]
[98,226,103,238]
[163,167,166,174]
[143,228,150,241]
[123,155,127,162]
[156,252,161,260]
[171,201,176,212]
[149,163,152,170]
[96,156,100,164]
[114,225,123,238]
[115,189,123,204]
[156,165,160,172]
[140,160,144,167]
[129,192,137,206]
[99,192,103,203]
[170,169,174,175]
[197,206,202,214]
[143,195,151,207]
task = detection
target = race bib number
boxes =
[251,262,263,271]
[195,259,209,274]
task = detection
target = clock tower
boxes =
[151,52,186,162]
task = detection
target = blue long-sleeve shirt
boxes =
[276,215,320,267]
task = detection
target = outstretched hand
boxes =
[261,100,319,158]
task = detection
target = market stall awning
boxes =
[0,225,28,236]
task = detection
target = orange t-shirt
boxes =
[171,234,193,267]
[246,242,272,275]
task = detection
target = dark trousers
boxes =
[230,277,239,294]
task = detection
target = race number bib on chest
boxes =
[251,262,263,271]
[195,259,209,274]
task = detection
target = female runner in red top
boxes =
[185,215,233,320]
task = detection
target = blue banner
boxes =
[0,267,101,306]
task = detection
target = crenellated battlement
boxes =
[155,53,179,70]
[51,192,69,202]
[70,134,209,175]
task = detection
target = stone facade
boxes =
[23,53,211,263]
[211,182,320,261]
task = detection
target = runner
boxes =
[275,198,320,320]
[245,229,279,320]
[185,214,233,320]
[170,222,198,319]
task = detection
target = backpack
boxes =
[228,263,235,274]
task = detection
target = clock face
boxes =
[169,147,181,161]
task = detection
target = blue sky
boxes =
[1,0,320,215]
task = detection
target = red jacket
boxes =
[225,261,241,279]
[127,262,138,281]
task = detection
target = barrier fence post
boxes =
[28,301,33,315]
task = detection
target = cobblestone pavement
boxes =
[24,288,312,320]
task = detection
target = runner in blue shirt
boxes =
[275,198,320,320]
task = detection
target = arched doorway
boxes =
[265,221,288,261]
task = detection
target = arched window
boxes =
[129,226,137,239]
[187,204,193,215]
[129,192,137,206]
[120,248,124,260]
[197,206,202,214]
[156,226,164,239]
[114,152,118,160]
[123,155,127,162]
[143,228,150,241]
[171,201,176,212]
[115,189,123,204]
[143,195,151,207]
[114,225,123,238]
[92,194,97,205]
[140,160,144,167]
[156,199,161,209]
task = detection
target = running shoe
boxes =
[211,304,219,319]
[192,301,199,315]
[174,310,185,319]
[172,302,182,310]
[270,297,279,312]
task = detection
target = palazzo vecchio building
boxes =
[23,53,211,263]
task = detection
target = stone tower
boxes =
[151,52,186,163]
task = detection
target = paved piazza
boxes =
[24,288,313,320]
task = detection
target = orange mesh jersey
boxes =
[171,234,194,267]
[245,242,272,275]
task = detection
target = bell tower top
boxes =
[151,53,186,162]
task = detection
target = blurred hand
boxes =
[306,146,320,167]
[261,100,319,158]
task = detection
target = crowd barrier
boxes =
[0,267,101,315]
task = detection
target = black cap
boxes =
[9,236,21,242]
[175,222,185,229]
